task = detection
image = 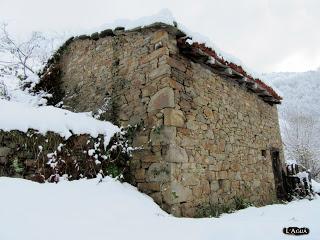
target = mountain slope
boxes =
[262,70,320,119]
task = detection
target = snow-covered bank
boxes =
[312,179,320,193]
[0,177,319,240]
[0,99,119,145]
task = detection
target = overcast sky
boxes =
[1,0,319,73]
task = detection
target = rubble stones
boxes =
[147,87,174,112]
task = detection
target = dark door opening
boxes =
[271,149,287,200]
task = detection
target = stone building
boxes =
[38,23,285,217]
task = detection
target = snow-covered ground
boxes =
[312,180,320,193]
[0,177,319,240]
[0,99,119,145]
[0,66,119,146]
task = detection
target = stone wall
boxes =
[166,44,284,216]
[40,24,284,217]
[0,130,104,181]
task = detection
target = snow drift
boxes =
[0,177,319,240]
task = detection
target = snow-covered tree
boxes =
[0,23,59,80]
[283,112,320,180]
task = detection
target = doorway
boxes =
[271,149,287,199]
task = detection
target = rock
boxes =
[147,87,175,112]
[146,162,170,182]
[151,30,169,44]
[132,135,149,147]
[217,171,228,179]
[150,126,176,145]
[163,108,185,127]
[142,85,157,97]
[253,179,261,188]
[182,172,200,186]
[99,29,114,38]
[162,181,192,204]
[140,47,169,65]
[148,64,171,80]
[167,57,186,72]
[0,147,11,157]
[90,32,99,40]
[194,96,208,106]
[114,26,125,31]
[164,145,188,163]
[134,169,145,180]
[78,34,89,40]
[200,124,208,130]
[201,180,211,194]
[118,111,129,121]
[179,99,191,111]
[235,171,242,180]
[211,180,220,192]
[141,154,161,163]
[230,162,241,171]
[203,107,214,119]
[231,181,240,190]
[186,120,198,130]
[221,180,231,192]
[181,204,196,217]
[138,182,161,192]
[150,192,162,205]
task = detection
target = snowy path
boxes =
[0,177,319,240]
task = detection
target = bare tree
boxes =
[282,112,320,179]
[0,23,57,80]
[0,80,10,100]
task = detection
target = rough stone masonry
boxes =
[37,23,285,217]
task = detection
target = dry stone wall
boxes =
[0,130,110,182]
[166,44,284,216]
[48,24,284,217]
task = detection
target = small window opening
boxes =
[261,150,267,157]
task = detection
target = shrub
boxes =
[196,196,253,218]
[0,80,10,100]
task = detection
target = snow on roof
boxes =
[177,40,282,102]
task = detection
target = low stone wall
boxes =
[0,130,130,182]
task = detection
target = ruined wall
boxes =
[52,25,284,217]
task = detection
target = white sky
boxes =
[1,0,319,73]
